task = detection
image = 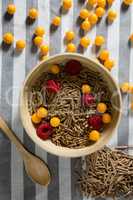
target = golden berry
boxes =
[37,107,48,118]
[16,40,26,50]
[108,10,117,21]
[102,113,112,123]
[107,0,115,5]
[40,44,49,55]
[52,16,61,26]
[50,117,60,127]
[7,4,16,15]
[82,84,91,93]
[120,82,129,93]
[123,0,133,5]
[89,130,101,142]
[129,85,133,93]
[104,59,114,70]
[99,50,109,61]
[131,102,133,111]
[80,37,91,48]
[31,113,41,124]
[65,31,75,41]
[95,7,105,18]
[79,9,90,19]
[62,0,72,10]
[129,34,133,42]
[97,103,107,113]
[33,36,43,47]
[81,19,91,31]
[3,32,14,44]
[35,26,45,37]
[66,43,76,52]
[50,65,60,74]
[87,0,97,6]
[97,0,106,7]
[89,13,98,25]
[28,8,38,19]
[95,35,105,46]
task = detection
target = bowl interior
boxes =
[20,53,122,157]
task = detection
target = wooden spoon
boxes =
[0,116,51,186]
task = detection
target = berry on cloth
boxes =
[28,8,38,19]
[7,4,16,15]
[16,40,26,50]
[34,26,45,37]
[52,16,61,26]
[3,32,14,44]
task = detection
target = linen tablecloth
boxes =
[0,0,133,200]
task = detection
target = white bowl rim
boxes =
[20,53,122,157]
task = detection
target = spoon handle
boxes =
[0,116,27,156]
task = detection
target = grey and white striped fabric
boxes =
[0,0,133,200]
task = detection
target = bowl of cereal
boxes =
[20,53,122,157]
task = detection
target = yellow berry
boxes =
[108,10,117,21]
[16,40,26,50]
[97,103,107,113]
[99,50,109,61]
[65,31,75,41]
[129,34,133,42]
[50,117,60,127]
[104,59,114,70]
[89,130,101,142]
[95,35,105,46]
[50,65,60,74]
[33,36,43,47]
[123,0,133,5]
[7,4,16,15]
[40,44,49,55]
[80,37,91,48]
[62,0,72,9]
[81,19,91,31]
[37,107,48,118]
[81,84,91,93]
[35,26,45,37]
[97,0,106,8]
[87,0,97,6]
[120,82,129,93]
[102,113,112,123]
[52,16,61,26]
[131,102,133,111]
[129,85,133,94]
[107,0,115,5]
[3,32,14,44]
[31,113,41,124]
[79,9,90,19]
[89,13,98,25]
[95,7,105,18]
[66,43,76,52]
[28,8,38,19]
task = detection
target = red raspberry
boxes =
[36,123,53,140]
[88,115,102,130]
[46,80,61,93]
[82,94,95,106]
[64,60,82,75]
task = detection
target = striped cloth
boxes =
[0,0,133,200]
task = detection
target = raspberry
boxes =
[36,123,53,140]
[82,94,95,106]
[65,60,82,75]
[88,115,102,130]
[46,80,61,93]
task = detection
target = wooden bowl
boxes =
[20,53,122,157]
